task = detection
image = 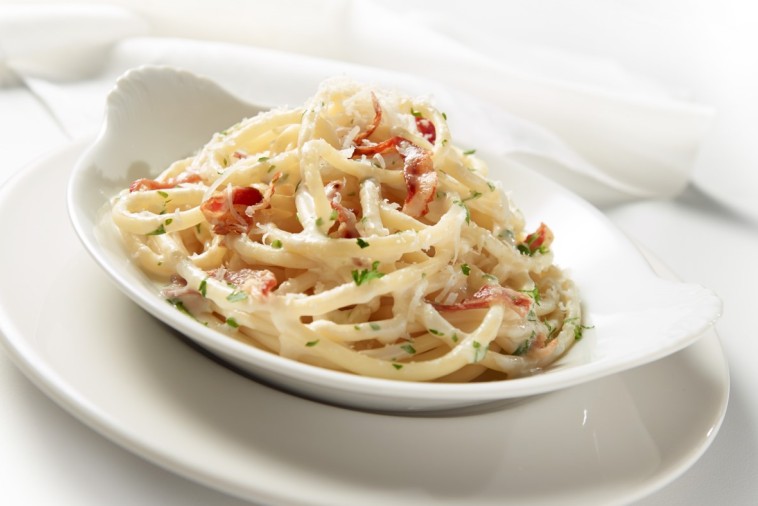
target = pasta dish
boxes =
[110,78,582,382]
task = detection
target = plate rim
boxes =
[0,140,731,505]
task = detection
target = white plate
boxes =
[0,141,730,504]
[66,67,722,411]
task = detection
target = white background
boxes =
[1,1,757,504]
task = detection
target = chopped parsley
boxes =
[148,217,174,236]
[369,322,381,331]
[453,200,471,224]
[226,317,239,328]
[157,190,169,198]
[167,297,192,318]
[519,286,541,305]
[428,328,444,336]
[351,261,384,286]
[517,243,547,256]
[451,333,459,343]
[147,223,166,236]
[271,239,283,249]
[330,209,338,221]
[460,263,471,276]
[442,112,447,120]
[545,321,558,342]
[315,217,324,227]
[472,340,488,362]
[462,190,482,202]
[258,156,270,162]
[573,323,594,341]
[356,238,370,249]
[513,332,535,356]
[392,363,403,370]
[198,278,208,297]
[226,290,247,303]
[487,181,496,192]
[306,339,320,347]
[400,343,416,354]
[463,148,476,155]
[410,107,422,118]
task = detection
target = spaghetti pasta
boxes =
[111,78,582,382]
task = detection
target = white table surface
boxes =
[2,5,758,505]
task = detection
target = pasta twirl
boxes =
[111,78,583,382]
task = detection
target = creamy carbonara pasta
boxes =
[111,78,582,382]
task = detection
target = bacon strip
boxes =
[433,285,532,317]
[400,144,436,218]
[201,174,281,235]
[351,136,405,158]
[415,116,436,144]
[325,180,360,238]
[210,268,277,298]
[201,186,263,235]
[347,95,438,218]
[353,92,382,145]
[519,223,554,255]
[129,173,202,192]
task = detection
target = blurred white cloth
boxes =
[0,1,714,205]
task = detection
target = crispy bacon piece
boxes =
[245,172,280,218]
[518,223,554,255]
[353,92,382,145]
[400,144,436,217]
[351,136,405,158]
[351,138,437,218]
[211,268,277,298]
[201,186,263,235]
[201,174,281,235]
[415,116,436,144]
[129,173,202,192]
[325,180,360,238]
[347,94,437,218]
[433,284,532,317]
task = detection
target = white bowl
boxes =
[67,66,722,412]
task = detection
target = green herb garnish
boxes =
[400,344,416,354]
[519,286,541,305]
[351,261,385,286]
[453,200,471,224]
[147,224,166,236]
[472,340,488,362]
[460,263,471,276]
[513,332,535,356]
[226,291,247,303]
[356,238,370,249]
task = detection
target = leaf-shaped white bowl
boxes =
[67,66,722,412]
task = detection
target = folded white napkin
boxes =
[0,2,713,206]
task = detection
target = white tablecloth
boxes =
[1,1,757,504]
